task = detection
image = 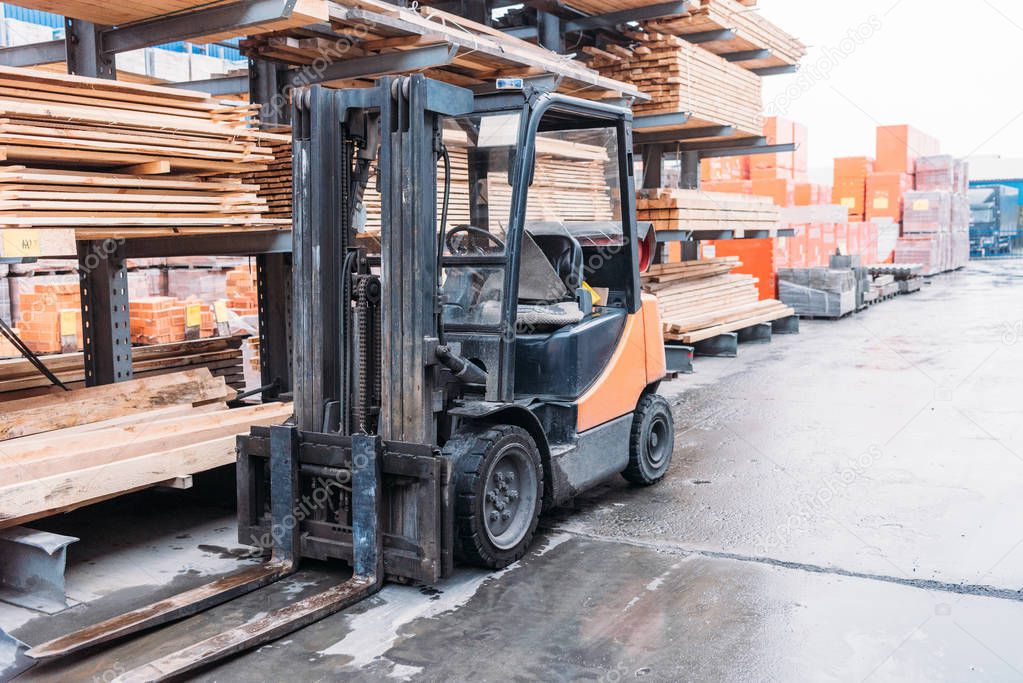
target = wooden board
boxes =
[0,367,233,441]
[0,403,292,529]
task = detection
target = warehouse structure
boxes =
[0,0,1009,679]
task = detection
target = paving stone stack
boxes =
[777,267,856,318]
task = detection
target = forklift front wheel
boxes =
[623,393,675,486]
[447,425,544,569]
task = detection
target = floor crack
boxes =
[543,525,1023,603]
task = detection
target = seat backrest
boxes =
[531,233,583,294]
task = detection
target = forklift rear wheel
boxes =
[623,393,675,486]
[448,425,543,569]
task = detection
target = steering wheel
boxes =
[445,225,506,255]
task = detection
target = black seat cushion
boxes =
[531,233,583,294]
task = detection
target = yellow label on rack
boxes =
[912,199,930,211]
[185,302,202,329]
[1,229,40,257]
[59,309,77,337]
[873,197,889,210]
[213,299,230,323]
[840,197,856,208]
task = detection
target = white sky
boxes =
[757,0,1023,182]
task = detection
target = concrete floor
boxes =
[5,259,1023,681]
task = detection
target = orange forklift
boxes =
[12,75,675,680]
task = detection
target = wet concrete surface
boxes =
[4,260,1023,681]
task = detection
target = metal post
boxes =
[67,20,126,385]
[641,144,664,189]
[252,58,294,398]
[250,58,292,128]
[681,150,700,189]
[78,240,133,385]
[64,19,114,78]
[537,10,563,53]
[257,255,293,397]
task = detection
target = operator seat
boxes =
[529,233,583,294]
[516,231,586,330]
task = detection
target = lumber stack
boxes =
[0,368,293,529]
[238,0,647,101]
[241,133,293,221]
[0,65,290,242]
[0,336,247,400]
[645,0,806,70]
[643,257,793,343]
[6,0,330,43]
[586,33,762,133]
[638,188,781,238]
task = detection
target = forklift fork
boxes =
[18,432,386,681]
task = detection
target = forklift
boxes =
[14,75,675,680]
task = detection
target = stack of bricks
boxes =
[833,156,874,220]
[15,282,82,353]
[130,296,186,345]
[226,266,259,316]
[702,117,828,207]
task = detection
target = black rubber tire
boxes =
[444,424,544,569]
[623,393,675,486]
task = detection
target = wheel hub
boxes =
[483,445,537,550]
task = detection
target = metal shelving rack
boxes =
[0,0,799,390]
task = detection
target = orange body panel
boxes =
[576,294,665,432]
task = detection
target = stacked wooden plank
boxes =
[0,66,290,244]
[643,257,793,343]
[237,0,646,101]
[0,368,293,529]
[586,34,762,133]
[0,336,247,400]
[7,0,330,44]
[557,0,803,70]
[646,0,806,69]
[241,133,293,221]
[638,188,781,237]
